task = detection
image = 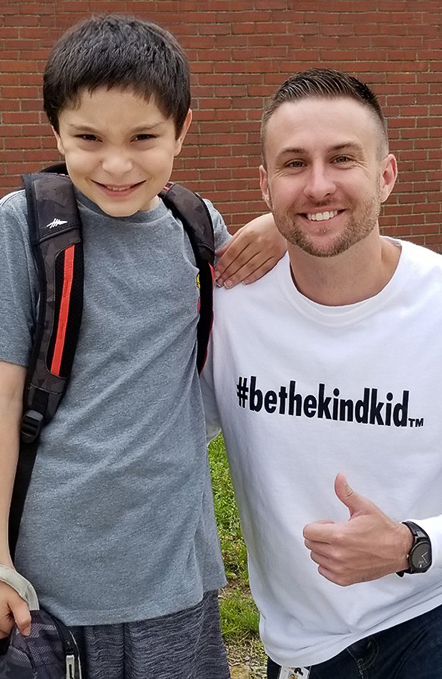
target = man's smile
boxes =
[305,210,342,222]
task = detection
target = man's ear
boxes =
[51,127,65,156]
[259,164,272,211]
[380,153,398,203]
[174,109,192,156]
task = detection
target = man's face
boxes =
[53,87,191,217]
[260,97,397,258]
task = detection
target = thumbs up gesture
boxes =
[302,473,413,586]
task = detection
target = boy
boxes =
[0,15,282,679]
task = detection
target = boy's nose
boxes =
[101,152,134,176]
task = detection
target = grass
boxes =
[208,434,267,677]
[218,587,261,640]
[208,434,260,639]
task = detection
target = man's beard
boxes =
[271,192,382,259]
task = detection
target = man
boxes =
[202,69,442,678]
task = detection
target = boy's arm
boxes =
[215,213,286,288]
[0,360,32,637]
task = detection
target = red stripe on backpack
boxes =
[50,244,75,376]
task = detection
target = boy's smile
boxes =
[53,87,191,217]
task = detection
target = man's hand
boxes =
[0,581,31,638]
[215,214,286,288]
[303,473,413,586]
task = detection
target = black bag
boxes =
[0,566,82,678]
[0,610,82,678]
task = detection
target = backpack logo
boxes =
[46,218,68,229]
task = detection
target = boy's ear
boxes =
[174,109,192,156]
[52,127,65,156]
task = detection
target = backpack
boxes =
[0,565,83,678]
[8,163,215,560]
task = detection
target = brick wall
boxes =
[1,0,441,243]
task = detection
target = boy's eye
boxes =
[133,133,156,142]
[76,134,99,142]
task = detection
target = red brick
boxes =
[0,74,21,85]
[1,87,40,99]
[2,60,40,72]
[19,3,55,14]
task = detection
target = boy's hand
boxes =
[215,214,286,288]
[0,581,31,638]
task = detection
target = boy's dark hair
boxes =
[43,15,190,136]
[261,68,388,156]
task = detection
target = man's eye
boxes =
[334,155,352,163]
[286,160,304,168]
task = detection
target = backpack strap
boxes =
[0,565,39,610]
[159,182,215,374]
[22,169,84,421]
[9,170,84,559]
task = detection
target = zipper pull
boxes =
[66,654,76,679]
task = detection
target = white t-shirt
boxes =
[202,238,442,667]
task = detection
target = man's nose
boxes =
[303,164,337,202]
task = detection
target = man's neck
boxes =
[288,235,401,307]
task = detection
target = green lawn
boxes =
[208,434,260,641]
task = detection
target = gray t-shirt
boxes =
[0,187,228,625]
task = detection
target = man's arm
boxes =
[215,213,286,288]
[0,360,32,637]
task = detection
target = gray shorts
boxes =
[70,590,230,679]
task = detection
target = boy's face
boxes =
[53,87,191,217]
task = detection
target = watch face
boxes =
[411,542,431,571]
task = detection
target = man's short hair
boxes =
[43,15,190,136]
[261,68,388,158]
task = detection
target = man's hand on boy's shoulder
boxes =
[215,214,286,288]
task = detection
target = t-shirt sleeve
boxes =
[203,199,231,251]
[200,339,221,443]
[0,191,38,367]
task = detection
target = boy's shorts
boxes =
[70,590,230,679]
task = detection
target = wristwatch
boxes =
[397,521,432,576]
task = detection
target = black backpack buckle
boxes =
[21,410,44,444]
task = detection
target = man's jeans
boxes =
[267,604,442,679]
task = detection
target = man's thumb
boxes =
[334,472,368,518]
